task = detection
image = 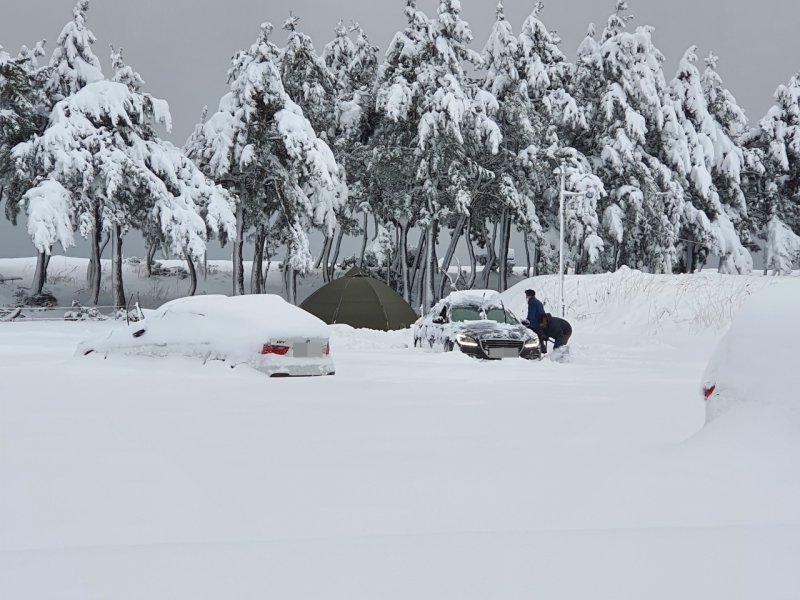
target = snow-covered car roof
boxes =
[702,282,799,421]
[442,289,504,307]
[150,294,330,337]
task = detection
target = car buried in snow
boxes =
[700,282,797,421]
[76,295,335,377]
[414,290,541,360]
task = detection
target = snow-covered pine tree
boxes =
[518,1,579,127]
[1,42,65,296]
[45,0,103,102]
[572,1,682,273]
[515,2,603,276]
[319,22,377,283]
[107,47,236,298]
[14,28,236,307]
[702,53,749,144]
[764,214,800,274]
[667,47,752,273]
[373,1,435,303]
[280,14,335,138]
[701,52,757,262]
[475,1,547,289]
[747,73,800,273]
[187,23,342,302]
[341,22,379,268]
[280,15,348,291]
[475,1,520,289]
[19,179,75,295]
[37,0,108,301]
[1,41,51,222]
[400,0,501,307]
[323,21,355,96]
[349,23,380,94]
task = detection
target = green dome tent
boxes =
[299,267,418,331]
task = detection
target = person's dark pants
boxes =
[553,333,571,349]
[532,327,547,353]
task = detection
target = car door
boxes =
[426,301,450,349]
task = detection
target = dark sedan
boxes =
[413,290,541,360]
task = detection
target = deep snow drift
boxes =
[702,281,800,421]
[1,260,799,600]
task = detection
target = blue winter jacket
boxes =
[526,297,545,327]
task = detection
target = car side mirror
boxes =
[432,316,446,325]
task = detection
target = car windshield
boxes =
[450,306,483,322]
[485,308,518,324]
[449,306,518,324]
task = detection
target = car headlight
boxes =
[456,333,479,347]
[523,337,539,348]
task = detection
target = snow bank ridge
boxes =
[503,267,782,332]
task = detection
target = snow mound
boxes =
[502,268,779,333]
[702,279,800,422]
[329,324,412,352]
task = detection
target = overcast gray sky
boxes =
[1,0,798,258]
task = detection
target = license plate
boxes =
[488,347,519,359]
[293,342,309,358]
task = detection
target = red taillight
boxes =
[322,342,330,356]
[703,384,716,400]
[261,343,290,356]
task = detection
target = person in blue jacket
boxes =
[524,289,546,352]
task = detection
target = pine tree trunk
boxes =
[99,232,110,258]
[315,235,331,270]
[232,199,245,296]
[185,251,197,296]
[466,219,477,289]
[481,221,497,289]
[524,231,532,278]
[422,218,437,310]
[251,225,266,294]
[416,259,426,311]
[264,239,272,289]
[387,225,400,290]
[399,221,410,303]
[146,241,158,277]
[429,221,439,303]
[329,227,344,281]
[498,211,507,292]
[321,232,334,283]
[498,209,511,292]
[287,266,297,305]
[322,236,333,283]
[359,212,369,267]
[410,226,427,298]
[438,214,467,299]
[111,223,126,309]
[88,208,102,305]
[32,250,48,296]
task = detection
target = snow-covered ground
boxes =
[1,259,799,599]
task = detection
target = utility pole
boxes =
[559,168,566,318]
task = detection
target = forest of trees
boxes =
[2,0,800,309]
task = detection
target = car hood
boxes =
[451,321,531,340]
